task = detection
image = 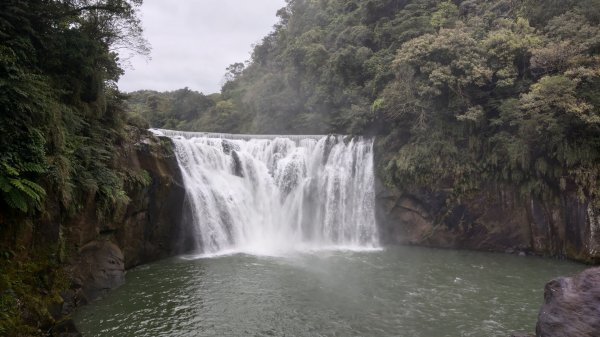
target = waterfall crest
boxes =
[154,129,379,255]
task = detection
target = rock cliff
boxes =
[62,128,187,307]
[0,128,188,336]
[375,181,600,264]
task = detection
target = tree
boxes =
[0,0,149,214]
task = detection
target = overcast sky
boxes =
[118,0,286,94]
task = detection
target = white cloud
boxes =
[118,0,286,94]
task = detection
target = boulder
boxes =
[72,241,125,302]
[536,267,600,336]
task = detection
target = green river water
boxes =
[74,246,584,337]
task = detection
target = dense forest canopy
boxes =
[131,0,600,205]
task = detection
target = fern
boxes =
[0,162,46,213]
[126,169,152,188]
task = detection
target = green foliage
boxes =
[0,245,69,336]
[430,1,459,30]
[0,162,46,212]
[126,88,244,132]
[0,0,149,334]
[126,169,151,188]
[0,1,156,335]
[210,0,600,204]
[0,0,148,216]
[216,0,432,135]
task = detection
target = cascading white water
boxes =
[152,129,379,255]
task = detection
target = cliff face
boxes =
[375,181,600,264]
[63,129,187,305]
[0,128,188,336]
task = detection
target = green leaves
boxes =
[126,0,600,206]
[520,75,594,125]
[371,0,600,202]
[0,162,46,213]
[0,0,149,217]
[430,1,458,30]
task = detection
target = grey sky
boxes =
[118,0,286,94]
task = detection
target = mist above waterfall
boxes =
[154,129,379,256]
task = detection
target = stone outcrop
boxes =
[115,128,189,268]
[376,180,600,263]
[536,267,600,337]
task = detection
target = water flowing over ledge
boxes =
[151,128,379,256]
[150,128,327,142]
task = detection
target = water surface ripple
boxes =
[74,246,583,337]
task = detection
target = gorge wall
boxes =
[375,180,600,264]
[63,128,187,304]
[63,129,600,282]
[114,132,600,265]
[4,128,597,336]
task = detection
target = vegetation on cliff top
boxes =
[131,0,600,206]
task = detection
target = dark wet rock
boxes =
[119,132,188,267]
[231,150,244,177]
[51,319,82,337]
[222,139,240,154]
[0,128,189,334]
[375,177,600,263]
[72,240,125,302]
[60,288,85,316]
[536,267,600,337]
[55,129,189,325]
[322,135,338,164]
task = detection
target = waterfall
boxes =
[152,129,379,255]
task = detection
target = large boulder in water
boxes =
[536,267,600,336]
